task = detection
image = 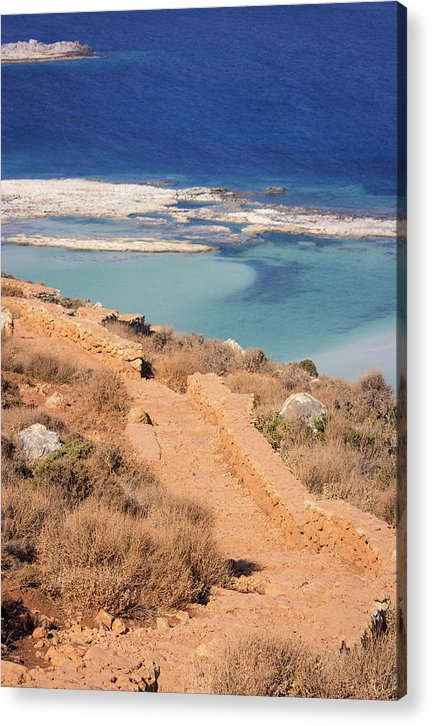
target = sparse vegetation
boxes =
[1,279,399,697]
[197,614,398,699]
[2,339,80,384]
[1,342,229,622]
[74,368,131,423]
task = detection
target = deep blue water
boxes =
[2,3,400,211]
[1,4,401,384]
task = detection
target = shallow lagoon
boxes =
[1,231,396,385]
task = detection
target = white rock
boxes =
[223,338,244,355]
[18,423,63,463]
[279,392,327,426]
[1,307,14,338]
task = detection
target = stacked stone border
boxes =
[187,373,396,597]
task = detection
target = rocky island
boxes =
[1,39,94,64]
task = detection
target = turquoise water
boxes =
[1,233,396,385]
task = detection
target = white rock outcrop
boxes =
[279,392,327,426]
[18,423,63,463]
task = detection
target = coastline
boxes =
[1,178,400,255]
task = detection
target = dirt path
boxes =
[5,321,381,693]
[124,377,378,692]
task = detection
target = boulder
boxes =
[18,423,63,463]
[265,186,286,195]
[279,392,327,426]
[1,307,14,338]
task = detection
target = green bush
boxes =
[298,359,318,378]
[33,438,95,506]
[255,413,285,451]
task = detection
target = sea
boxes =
[1,4,402,385]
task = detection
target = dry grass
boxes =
[1,375,22,409]
[1,406,68,440]
[73,369,130,425]
[2,372,228,620]
[2,339,80,384]
[154,339,241,392]
[37,489,228,616]
[225,371,287,411]
[197,616,398,700]
[245,369,397,525]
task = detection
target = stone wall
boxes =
[1,285,145,378]
[187,373,396,591]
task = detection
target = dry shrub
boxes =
[38,495,228,616]
[1,438,58,567]
[154,339,240,393]
[154,350,199,392]
[274,362,313,391]
[75,369,130,421]
[1,281,24,297]
[1,339,24,374]
[199,617,397,700]
[25,352,79,384]
[1,375,22,408]
[225,371,286,412]
[2,339,79,384]
[1,406,68,440]
[254,369,397,525]
[2,478,55,565]
[243,348,269,373]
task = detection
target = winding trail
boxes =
[124,377,381,692]
[4,316,391,693]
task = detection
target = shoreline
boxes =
[2,178,400,255]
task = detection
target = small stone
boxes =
[45,392,64,409]
[264,583,286,598]
[265,186,286,195]
[175,610,190,625]
[156,617,170,631]
[196,643,208,657]
[115,676,141,692]
[111,618,128,635]
[95,609,114,629]
[128,407,152,425]
[45,646,69,667]
[34,641,45,650]
[32,626,47,639]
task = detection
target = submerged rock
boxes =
[265,186,286,195]
[18,423,63,463]
[279,392,327,426]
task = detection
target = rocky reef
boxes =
[2,39,94,64]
